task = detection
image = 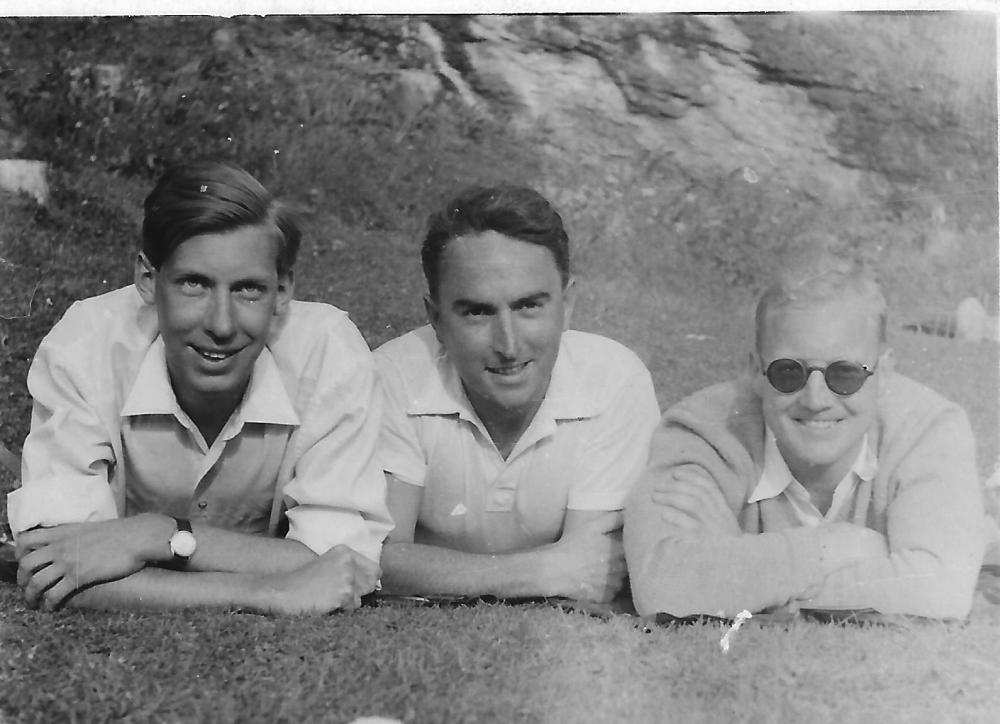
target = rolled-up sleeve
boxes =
[280,319,392,563]
[8,330,119,538]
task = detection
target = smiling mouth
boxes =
[192,346,240,363]
[796,418,843,429]
[486,361,530,377]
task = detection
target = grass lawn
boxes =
[3,584,1000,723]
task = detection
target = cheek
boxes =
[239,302,279,337]
[760,395,791,425]
[439,324,486,363]
[157,298,199,336]
[842,392,878,421]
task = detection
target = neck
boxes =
[176,388,244,447]
[785,446,860,502]
[472,398,542,460]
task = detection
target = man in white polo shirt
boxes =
[375,185,660,602]
[8,161,391,613]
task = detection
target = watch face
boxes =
[171,530,197,558]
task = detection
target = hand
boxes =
[546,511,627,603]
[650,465,741,537]
[255,545,381,615]
[16,515,169,611]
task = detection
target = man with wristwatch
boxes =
[7,161,392,613]
[625,254,985,620]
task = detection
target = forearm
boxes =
[380,542,558,598]
[800,537,983,619]
[64,566,276,613]
[186,523,316,574]
[625,525,827,617]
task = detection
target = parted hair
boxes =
[142,160,300,275]
[421,184,571,298]
[755,252,888,354]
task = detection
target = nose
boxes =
[800,368,833,409]
[205,290,236,340]
[492,311,518,360]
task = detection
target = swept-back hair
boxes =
[142,160,300,275]
[421,184,570,297]
[755,252,888,354]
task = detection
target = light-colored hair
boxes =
[754,254,887,355]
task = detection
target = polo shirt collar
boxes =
[406,333,600,424]
[120,336,299,427]
[748,427,876,504]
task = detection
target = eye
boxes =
[516,298,545,314]
[235,284,266,301]
[462,306,490,318]
[178,278,207,294]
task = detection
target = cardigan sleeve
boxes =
[796,404,983,619]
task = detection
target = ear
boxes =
[134,252,157,305]
[424,294,443,343]
[561,277,577,331]
[275,270,294,316]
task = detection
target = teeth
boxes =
[489,362,528,376]
[800,419,839,428]
[198,349,231,361]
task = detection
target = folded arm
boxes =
[379,475,626,601]
[44,544,379,614]
[625,404,983,619]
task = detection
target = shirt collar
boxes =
[748,427,876,504]
[120,336,299,427]
[406,332,600,423]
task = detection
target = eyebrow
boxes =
[452,292,551,310]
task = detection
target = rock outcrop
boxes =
[409,13,994,227]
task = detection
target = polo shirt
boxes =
[375,325,660,554]
[8,285,392,563]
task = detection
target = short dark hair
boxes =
[421,184,570,298]
[141,160,300,275]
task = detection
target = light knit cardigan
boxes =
[624,373,984,619]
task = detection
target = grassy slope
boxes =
[1,16,998,723]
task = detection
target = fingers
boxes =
[14,527,53,559]
[17,564,68,611]
[652,465,714,494]
[659,506,701,531]
[651,488,706,517]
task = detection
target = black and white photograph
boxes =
[0,5,997,722]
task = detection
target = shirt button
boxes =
[492,489,515,509]
[197,500,208,510]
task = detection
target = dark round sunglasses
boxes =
[764,358,876,396]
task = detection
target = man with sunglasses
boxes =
[625,257,984,619]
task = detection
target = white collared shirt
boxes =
[375,325,660,554]
[747,428,878,527]
[9,285,392,562]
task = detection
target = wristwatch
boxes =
[168,518,197,565]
